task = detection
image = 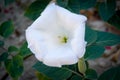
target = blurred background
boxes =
[0,0,120,80]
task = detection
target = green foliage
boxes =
[0,21,14,38]
[57,0,68,7]
[0,40,4,47]
[84,45,105,60]
[85,27,120,60]
[108,12,120,29]
[85,26,97,46]
[35,71,51,80]
[0,52,8,62]
[19,42,32,58]
[98,66,120,80]
[4,55,23,80]
[4,0,15,6]
[8,46,18,53]
[24,0,51,20]
[33,61,72,80]
[67,0,97,13]
[98,0,116,21]
[70,75,82,80]
[85,69,98,79]
[95,31,120,46]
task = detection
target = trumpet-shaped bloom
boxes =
[26,2,87,67]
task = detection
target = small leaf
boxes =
[4,55,23,79]
[24,0,51,20]
[33,61,72,80]
[98,0,116,21]
[98,66,120,80]
[85,26,97,46]
[95,31,120,46]
[8,46,18,53]
[70,75,82,80]
[0,21,14,38]
[0,40,4,47]
[85,69,98,79]
[84,45,105,60]
[0,52,8,62]
[19,42,32,58]
[78,58,87,74]
[4,0,15,6]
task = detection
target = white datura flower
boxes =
[26,2,87,67]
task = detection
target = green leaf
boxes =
[84,45,105,60]
[0,40,4,47]
[70,75,82,80]
[85,26,97,46]
[24,0,51,20]
[19,42,32,58]
[0,21,14,38]
[108,12,120,29]
[8,46,18,53]
[35,71,51,80]
[85,69,97,79]
[95,31,120,46]
[67,0,80,13]
[68,0,97,13]
[0,52,8,62]
[57,0,68,7]
[78,0,97,9]
[78,58,87,74]
[4,0,15,6]
[98,66,120,80]
[33,61,72,80]
[4,55,23,79]
[98,0,116,21]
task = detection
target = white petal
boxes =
[43,45,78,67]
[26,28,47,61]
[71,22,87,58]
[56,5,87,32]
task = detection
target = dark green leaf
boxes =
[0,40,4,47]
[0,21,14,38]
[78,0,97,9]
[19,42,32,58]
[68,0,97,13]
[24,0,51,20]
[8,46,18,53]
[0,52,8,62]
[57,0,68,7]
[108,12,120,29]
[4,0,15,6]
[33,61,72,80]
[85,69,97,79]
[70,75,82,80]
[4,55,23,79]
[84,45,105,60]
[95,31,120,46]
[67,0,80,13]
[98,0,116,21]
[35,71,51,80]
[85,26,97,46]
[98,66,120,80]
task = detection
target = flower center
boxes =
[58,36,68,44]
